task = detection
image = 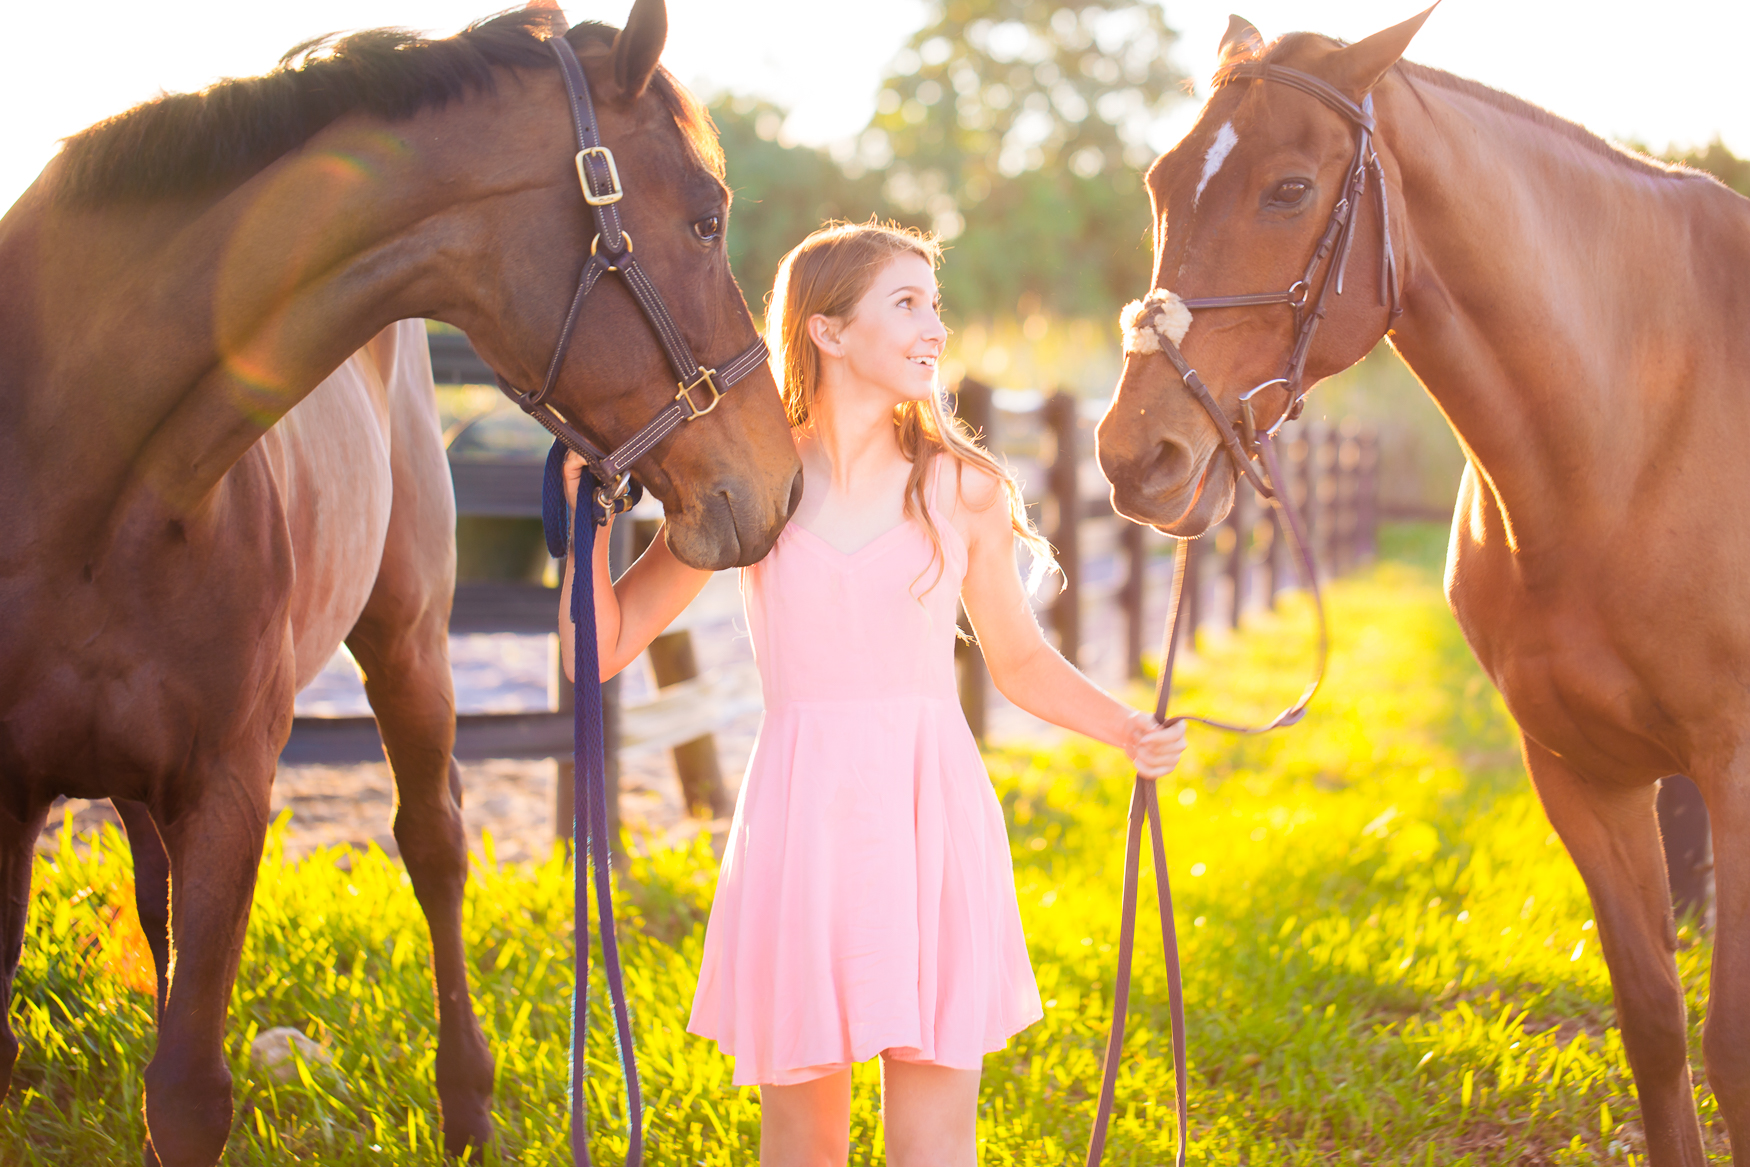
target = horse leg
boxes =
[348,607,494,1156]
[141,771,271,1167]
[1700,774,1750,1161]
[0,798,49,1102]
[1523,738,1704,1166]
[114,798,171,1020]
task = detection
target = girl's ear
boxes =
[807,313,843,358]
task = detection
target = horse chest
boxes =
[1446,528,1691,783]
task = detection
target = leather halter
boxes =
[494,37,771,516]
[1089,61,1400,1167]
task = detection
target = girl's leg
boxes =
[759,1067,853,1167]
[880,1056,981,1167]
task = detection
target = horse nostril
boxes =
[1139,438,1196,498]
[785,468,804,518]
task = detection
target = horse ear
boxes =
[1218,15,1264,67]
[612,0,668,100]
[1323,3,1438,97]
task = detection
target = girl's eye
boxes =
[693,215,722,242]
[1266,179,1311,208]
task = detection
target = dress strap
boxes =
[928,452,955,523]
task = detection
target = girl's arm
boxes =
[558,452,713,683]
[957,467,1186,778]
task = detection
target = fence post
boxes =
[1120,520,1147,679]
[631,517,730,819]
[1356,429,1380,561]
[1658,776,1713,921]
[1321,427,1343,575]
[1338,424,1363,574]
[1296,426,1320,581]
[1043,391,1080,668]
[1226,487,1248,629]
[1177,536,1202,654]
[554,649,575,851]
[954,378,993,739]
[1183,537,1203,653]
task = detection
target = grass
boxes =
[0,524,1726,1164]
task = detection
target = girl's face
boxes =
[811,253,946,409]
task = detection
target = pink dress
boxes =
[686,463,1043,1086]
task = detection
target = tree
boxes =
[711,96,906,316]
[710,3,1190,323]
[867,0,1186,318]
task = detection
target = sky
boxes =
[3,0,1747,213]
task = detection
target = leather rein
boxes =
[508,36,770,1167]
[1088,61,1401,1167]
[497,36,770,516]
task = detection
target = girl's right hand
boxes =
[1124,713,1188,779]
[562,449,586,510]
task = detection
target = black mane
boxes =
[54,11,721,206]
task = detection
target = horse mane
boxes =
[1265,33,1703,186]
[53,9,724,207]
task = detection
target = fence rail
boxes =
[284,335,1384,839]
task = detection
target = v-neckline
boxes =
[787,518,913,560]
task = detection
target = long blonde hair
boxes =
[767,219,1057,595]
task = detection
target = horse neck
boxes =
[2,97,531,522]
[1378,70,1750,553]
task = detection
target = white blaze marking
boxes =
[1193,121,1239,208]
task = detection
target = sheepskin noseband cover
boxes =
[1119,289,1192,356]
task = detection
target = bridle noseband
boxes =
[1140,60,1401,502]
[495,37,770,517]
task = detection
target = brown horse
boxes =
[0,3,798,1164]
[1098,10,1750,1166]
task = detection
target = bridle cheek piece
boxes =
[493,37,769,521]
[1129,59,1402,502]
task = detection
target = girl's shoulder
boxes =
[934,454,1011,546]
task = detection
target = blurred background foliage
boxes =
[711,3,1750,516]
[717,0,1178,322]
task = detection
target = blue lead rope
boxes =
[542,441,644,1167]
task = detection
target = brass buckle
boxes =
[675,368,723,420]
[575,146,624,206]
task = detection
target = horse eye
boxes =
[1268,179,1311,208]
[693,215,722,242]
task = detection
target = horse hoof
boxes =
[143,1057,233,1167]
[442,1107,495,1160]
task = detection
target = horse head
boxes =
[463,0,800,568]
[1096,9,1432,535]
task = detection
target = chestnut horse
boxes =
[1098,10,1749,1166]
[0,4,798,1164]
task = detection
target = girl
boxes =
[561,221,1185,1166]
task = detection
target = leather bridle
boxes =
[495,36,770,517]
[1138,60,1401,503]
[1089,61,1401,1167]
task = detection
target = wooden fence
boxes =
[951,377,1381,740]
[284,335,1382,840]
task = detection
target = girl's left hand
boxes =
[1124,713,1188,779]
